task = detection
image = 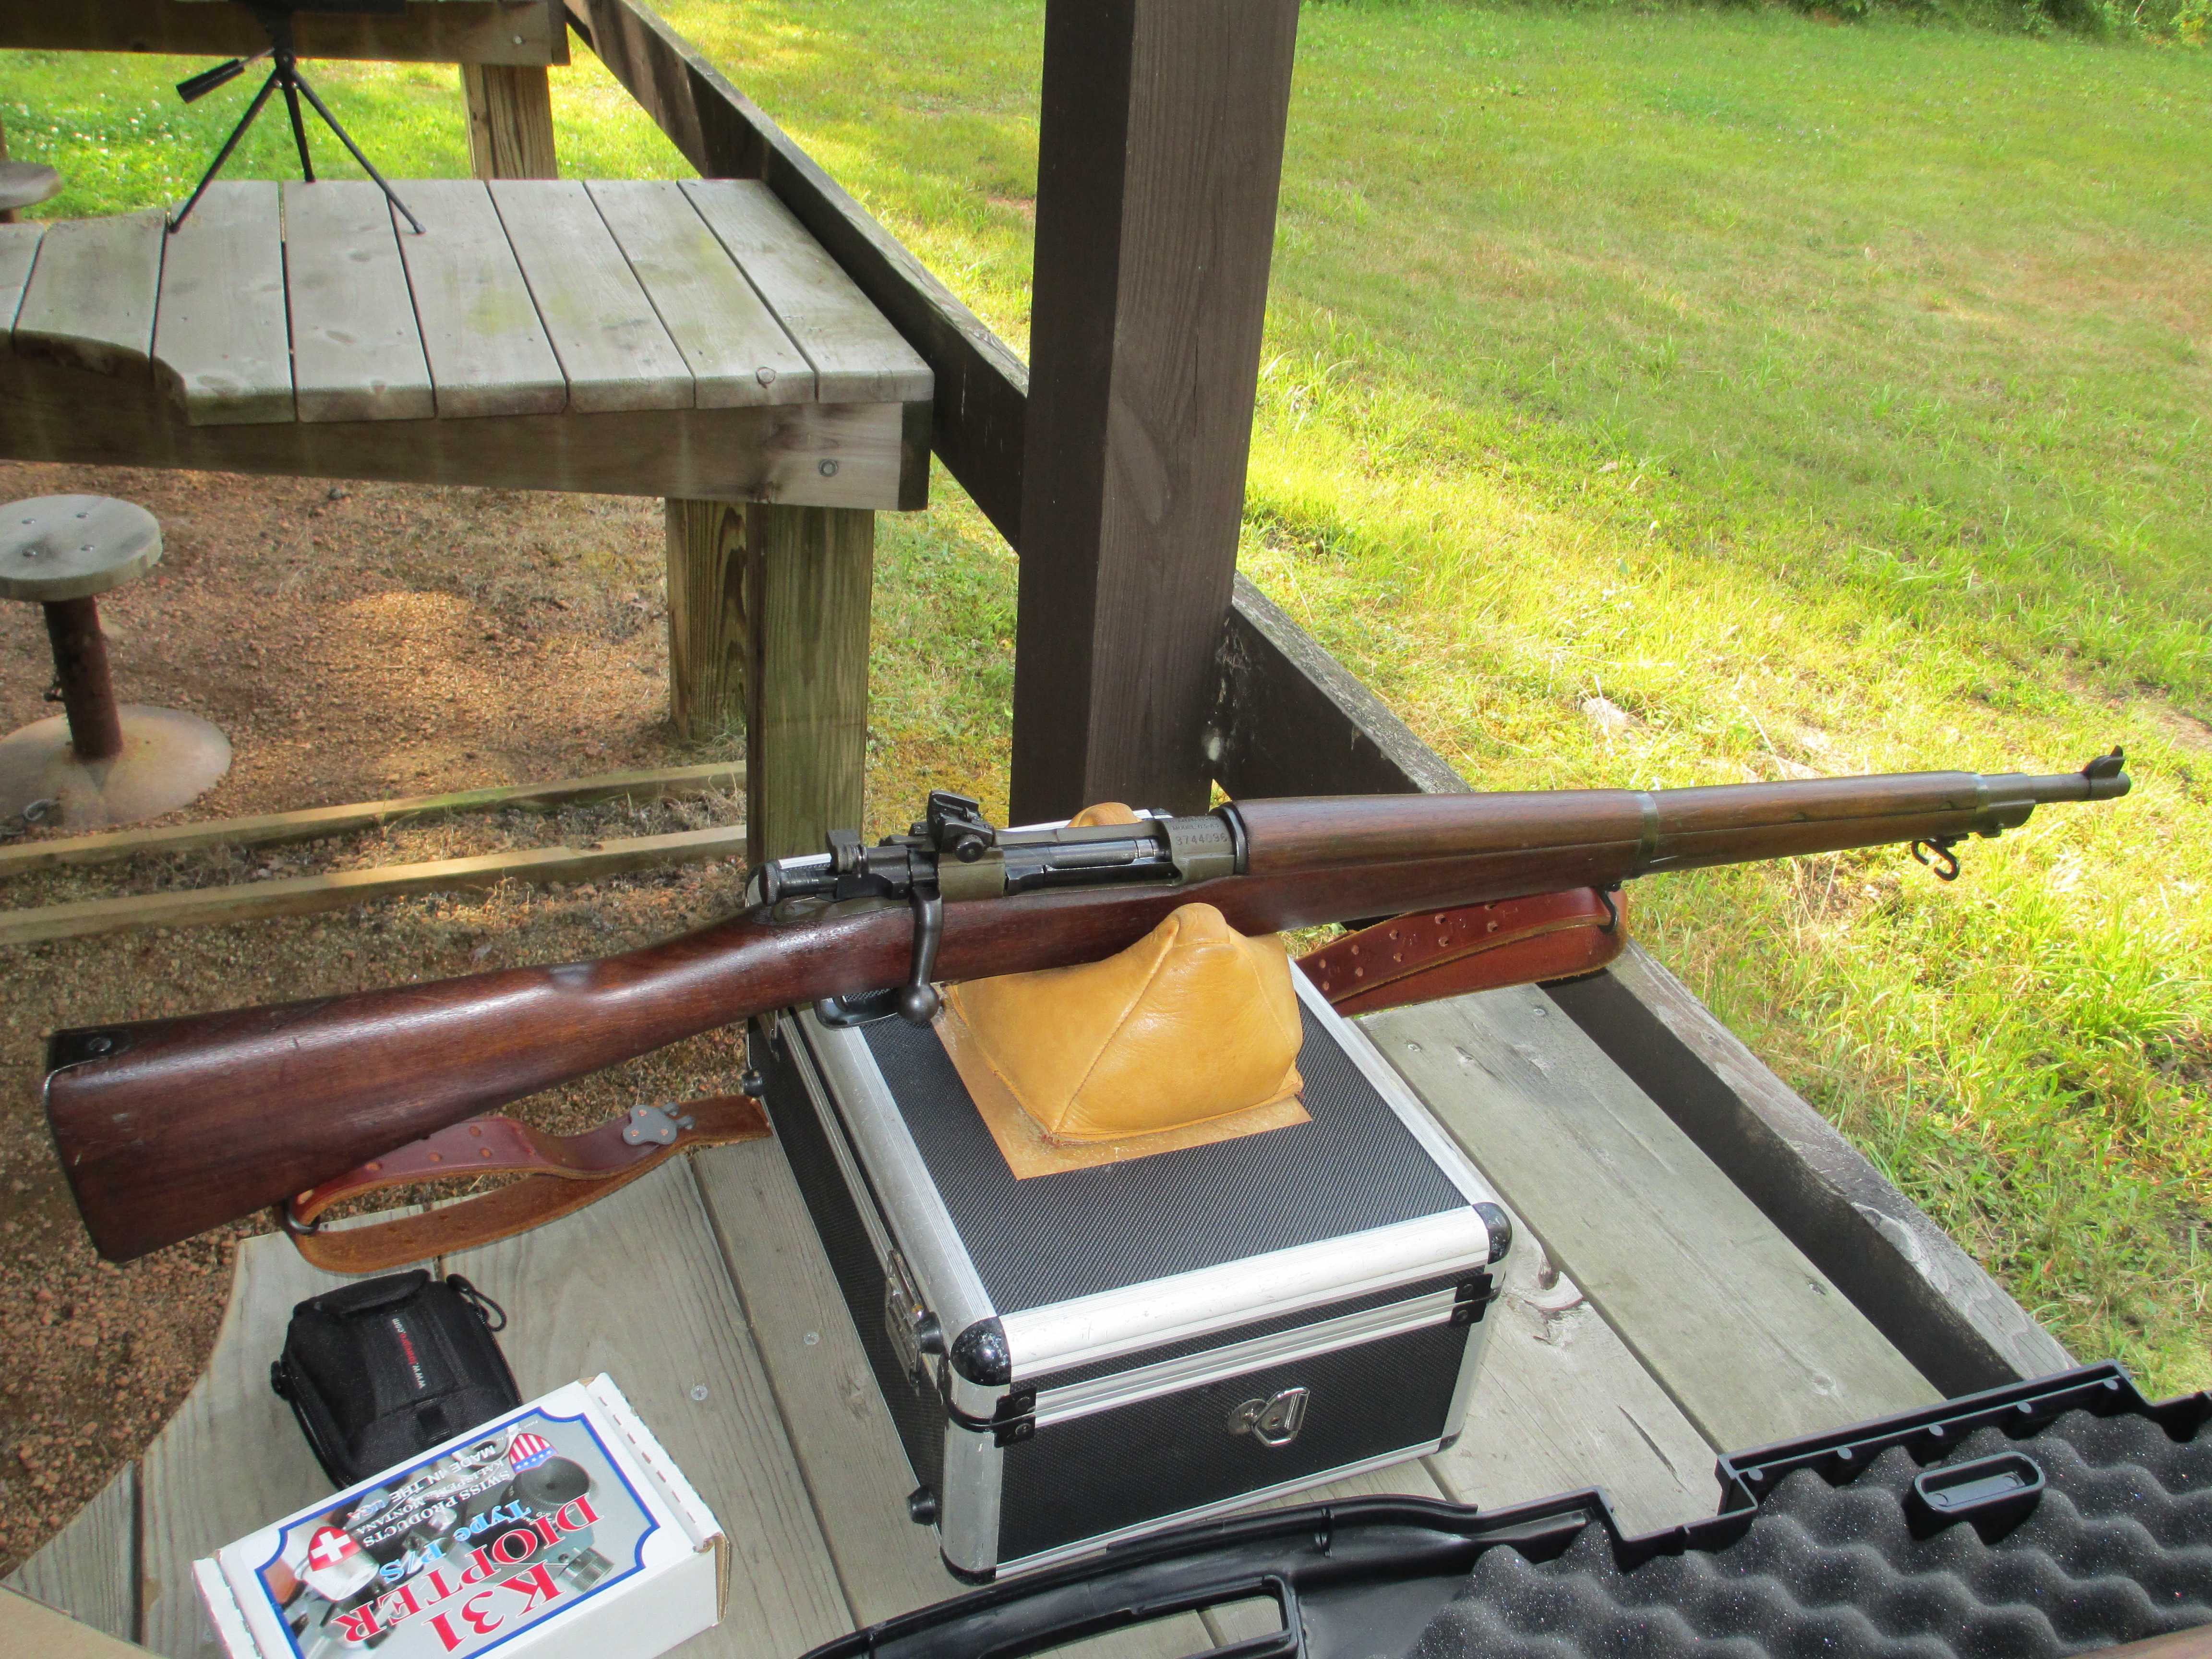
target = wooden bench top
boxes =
[0,180,932,510]
[5,984,1947,1658]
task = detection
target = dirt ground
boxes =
[0,460,764,1575]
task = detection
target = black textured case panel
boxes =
[860,1001,1468,1313]
[797,1363,2212,1659]
[1412,1403,2212,1658]
[1000,1321,1470,1563]
[756,1021,946,1500]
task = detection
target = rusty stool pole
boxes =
[41,594,126,761]
[0,496,231,830]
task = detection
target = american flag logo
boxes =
[306,1527,358,1571]
[506,1431,555,1470]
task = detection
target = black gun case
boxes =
[799,1360,2210,1658]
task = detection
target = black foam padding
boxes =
[860,1003,1467,1313]
[1410,1408,2212,1658]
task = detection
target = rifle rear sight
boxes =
[761,793,1244,1028]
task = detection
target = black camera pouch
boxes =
[270,1270,519,1488]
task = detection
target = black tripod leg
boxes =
[290,72,424,234]
[278,73,315,182]
[169,71,281,232]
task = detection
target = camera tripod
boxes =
[168,5,422,235]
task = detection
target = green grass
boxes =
[3,0,2208,1389]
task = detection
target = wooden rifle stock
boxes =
[46,757,2129,1261]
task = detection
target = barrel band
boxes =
[1636,791,1661,873]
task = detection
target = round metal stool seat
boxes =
[0,495,231,830]
[0,160,60,217]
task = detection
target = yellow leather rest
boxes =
[936,803,1309,1175]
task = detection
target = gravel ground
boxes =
[0,459,753,1575]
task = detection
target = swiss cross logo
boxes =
[307,1527,359,1571]
[505,1432,554,1471]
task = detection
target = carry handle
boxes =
[982,1575,1303,1659]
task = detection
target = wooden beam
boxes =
[745,504,873,865]
[1007,0,1300,822]
[0,825,747,947]
[462,64,560,181]
[1209,576,1471,800]
[0,762,743,877]
[566,0,1024,539]
[666,499,749,742]
[0,355,920,509]
[0,0,569,66]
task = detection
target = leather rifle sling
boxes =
[1297,888,1627,1016]
[276,1094,771,1274]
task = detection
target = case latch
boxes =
[990,1388,1038,1448]
[883,1251,943,1388]
[1451,1270,1497,1327]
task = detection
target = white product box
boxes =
[194,1375,725,1659]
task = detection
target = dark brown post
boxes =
[42,596,123,762]
[1008,0,1300,823]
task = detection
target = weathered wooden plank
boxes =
[282,180,436,423]
[682,180,931,405]
[1427,1228,1721,1536]
[446,1162,852,1658]
[141,1231,425,1659]
[571,0,1002,523]
[11,212,165,377]
[462,63,559,179]
[744,504,873,866]
[0,761,743,876]
[391,178,565,418]
[3,1462,136,1642]
[1008,1,1300,821]
[589,180,814,408]
[0,824,748,946]
[691,1138,956,1623]
[1366,987,1941,1451]
[691,1139,1208,1657]
[1550,946,2076,1395]
[489,179,693,413]
[0,0,568,65]
[0,354,918,507]
[150,181,291,425]
[0,1587,154,1657]
[0,220,42,339]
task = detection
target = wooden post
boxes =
[665,499,749,742]
[742,504,875,865]
[460,64,559,180]
[665,501,876,865]
[1007,0,1300,823]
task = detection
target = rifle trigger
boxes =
[1911,838,1962,882]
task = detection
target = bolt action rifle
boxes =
[43,753,2131,1263]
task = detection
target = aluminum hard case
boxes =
[754,970,1515,1581]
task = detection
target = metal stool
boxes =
[0,495,231,829]
[0,160,60,225]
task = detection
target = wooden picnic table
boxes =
[0,179,930,508]
[0,176,933,867]
[6,980,1956,1658]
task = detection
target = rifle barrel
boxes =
[44,755,2128,1262]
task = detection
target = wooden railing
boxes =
[564,0,2070,1396]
